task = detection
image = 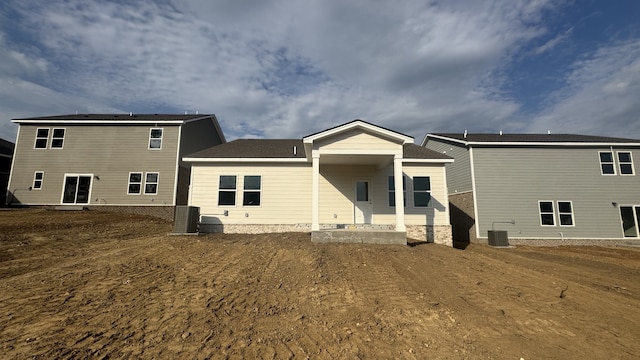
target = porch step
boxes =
[311,230,406,245]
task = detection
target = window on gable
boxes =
[218,175,236,206]
[539,201,555,226]
[243,175,261,206]
[149,128,163,149]
[32,171,44,190]
[145,172,159,194]
[35,128,49,149]
[128,172,142,194]
[388,175,406,207]
[413,177,431,207]
[618,152,634,175]
[557,201,574,226]
[51,128,65,148]
[599,152,615,175]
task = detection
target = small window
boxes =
[32,171,44,190]
[557,201,574,226]
[243,175,261,206]
[35,128,49,149]
[413,177,431,207]
[618,152,634,175]
[145,172,159,194]
[539,201,555,226]
[388,176,406,207]
[128,172,142,194]
[51,128,65,148]
[218,175,236,206]
[149,128,163,149]
[599,152,615,175]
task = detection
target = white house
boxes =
[184,121,454,245]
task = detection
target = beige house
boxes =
[185,121,454,245]
[7,114,225,219]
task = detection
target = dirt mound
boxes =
[1,209,639,359]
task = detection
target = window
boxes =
[620,206,640,237]
[35,128,49,149]
[243,176,261,206]
[218,175,236,206]
[51,128,65,148]
[618,152,634,175]
[539,201,555,226]
[32,171,44,190]
[557,201,574,226]
[128,172,142,194]
[149,128,163,149]
[388,175,406,207]
[599,152,615,175]
[412,177,431,207]
[145,172,159,194]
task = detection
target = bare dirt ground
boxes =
[1,210,639,359]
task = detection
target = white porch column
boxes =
[394,155,406,232]
[312,153,320,231]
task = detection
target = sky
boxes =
[0,0,639,143]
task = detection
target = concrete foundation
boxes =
[311,230,407,245]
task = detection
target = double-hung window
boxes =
[51,128,65,148]
[218,175,237,206]
[128,172,143,194]
[618,152,634,175]
[35,128,49,149]
[149,128,163,149]
[539,200,575,226]
[557,201,574,226]
[388,175,406,207]
[539,201,555,226]
[599,152,615,175]
[413,177,431,207]
[145,173,159,194]
[243,176,261,206]
[32,171,44,190]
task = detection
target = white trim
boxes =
[127,172,143,195]
[425,134,640,147]
[13,119,186,125]
[50,128,66,149]
[217,175,238,207]
[6,126,20,205]
[469,147,480,236]
[148,128,163,150]
[316,149,402,156]
[303,120,413,144]
[442,165,450,220]
[34,127,49,149]
[616,151,635,176]
[241,175,262,207]
[312,154,320,231]
[60,174,93,205]
[144,172,159,195]
[598,150,616,175]
[354,177,373,225]
[411,175,432,208]
[538,200,556,227]
[173,125,182,206]
[557,200,575,227]
[393,156,405,231]
[32,171,44,190]
[183,157,308,163]
[402,158,454,163]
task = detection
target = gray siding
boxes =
[8,124,180,206]
[425,138,472,193]
[472,146,640,239]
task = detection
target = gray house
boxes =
[7,114,225,219]
[423,133,640,245]
[0,138,14,207]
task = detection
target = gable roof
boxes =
[303,120,413,144]
[12,113,215,125]
[425,133,640,147]
[0,138,14,157]
[184,139,453,162]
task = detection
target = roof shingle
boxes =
[430,133,640,144]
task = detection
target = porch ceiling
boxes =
[319,154,394,166]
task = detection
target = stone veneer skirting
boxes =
[200,223,454,247]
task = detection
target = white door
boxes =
[354,180,372,224]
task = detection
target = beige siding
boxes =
[9,124,180,205]
[191,163,313,224]
[318,165,377,223]
[314,129,402,151]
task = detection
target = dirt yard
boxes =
[0,209,639,359]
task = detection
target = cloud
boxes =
[530,39,640,137]
[533,27,573,55]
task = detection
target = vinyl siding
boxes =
[192,163,313,224]
[8,124,180,205]
[424,138,472,193]
[472,146,640,239]
[314,129,402,151]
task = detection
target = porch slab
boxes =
[311,230,407,245]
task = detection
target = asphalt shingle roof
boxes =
[186,139,452,160]
[430,133,640,144]
[0,138,14,156]
[13,114,211,122]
